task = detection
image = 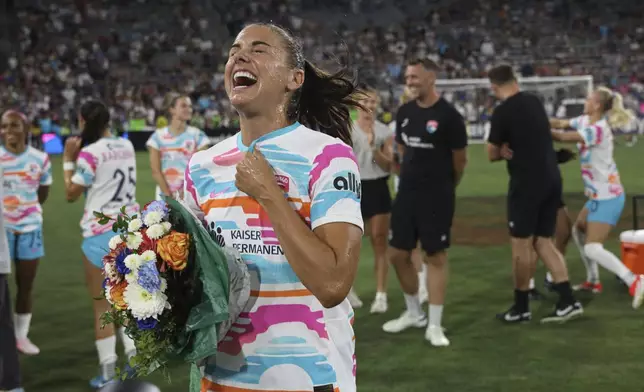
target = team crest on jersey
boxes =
[27,162,40,177]
[426,120,439,134]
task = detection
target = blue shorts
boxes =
[585,193,625,226]
[82,231,114,268]
[6,229,44,261]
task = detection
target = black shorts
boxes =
[390,188,454,254]
[507,181,562,238]
[360,176,392,220]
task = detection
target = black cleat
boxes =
[540,301,584,324]
[496,306,531,324]
[529,288,543,300]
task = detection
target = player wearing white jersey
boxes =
[63,101,139,389]
[147,94,209,200]
[187,23,364,392]
[551,87,644,308]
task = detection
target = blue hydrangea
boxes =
[142,200,169,222]
[136,317,158,330]
[114,248,131,275]
[137,261,162,293]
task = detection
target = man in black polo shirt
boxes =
[486,64,583,324]
[382,58,467,347]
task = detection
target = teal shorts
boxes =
[81,231,114,268]
[6,228,44,261]
[585,194,626,226]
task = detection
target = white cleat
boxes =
[425,325,450,347]
[369,297,388,314]
[17,337,40,355]
[347,288,363,309]
[631,275,644,310]
[382,311,427,333]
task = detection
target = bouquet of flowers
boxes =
[94,198,250,380]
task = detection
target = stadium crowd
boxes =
[1,0,644,134]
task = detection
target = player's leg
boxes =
[382,191,427,333]
[368,212,390,314]
[0,273,23,391]
[496,190,538,323]
[582,194,644,308]
[571,207,603,292]
[534,185,582,323]
[13,229,44,355]
[418,194,453,346]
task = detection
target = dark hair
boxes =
[255,23,365,146]
[79,100,110,146]
[407,58,441,73]
[487,64,517,86]
[164,93,188,119]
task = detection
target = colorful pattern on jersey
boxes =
[570,115,624,200]
[72,137,140,237]
[184,123,362,392]
[0,146,52,233]
[146,126,209,195]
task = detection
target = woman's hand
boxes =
[235,149,281,202]
[63,136,82,162]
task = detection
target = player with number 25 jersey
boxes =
[72,136,139,267]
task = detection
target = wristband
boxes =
[63,161,76,171]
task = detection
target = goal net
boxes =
[431,76,594,144]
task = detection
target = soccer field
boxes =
[17,142,644,391]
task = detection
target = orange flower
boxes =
[156,231,190,271]
[110,281,128,310]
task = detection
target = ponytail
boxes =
[257,23,365,147]
[79,100,110,146]
[606,92,635,130]
[292,61,365,147]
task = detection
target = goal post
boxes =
[431,75,594,144]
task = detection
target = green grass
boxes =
[16,141,644,391]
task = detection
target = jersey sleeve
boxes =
[182,163,205,222]
[447,112,468,149]
[577,124,604,147]
[487,107,506,146]
[568,116,584,130]
[309,143,364,231]
[40,154,53,186]
[196,130,210,150]
[146,131,161,150]
[71,150,97,187]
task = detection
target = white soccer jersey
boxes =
[184,122,362,392]
[570,115,624,200]
[72,136,140,237]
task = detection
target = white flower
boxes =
[146,223,168,240]
[161,221,172,232]
[125,270,138,284]
[105,284,113,304]
[125,232,143,250]
[123,282,171,320]
[143,211,163,227]
[124,254,144,271]
[108,235,123,250]
[104,262,121,283]
[141,250,157,263]
[128,218,143,232]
